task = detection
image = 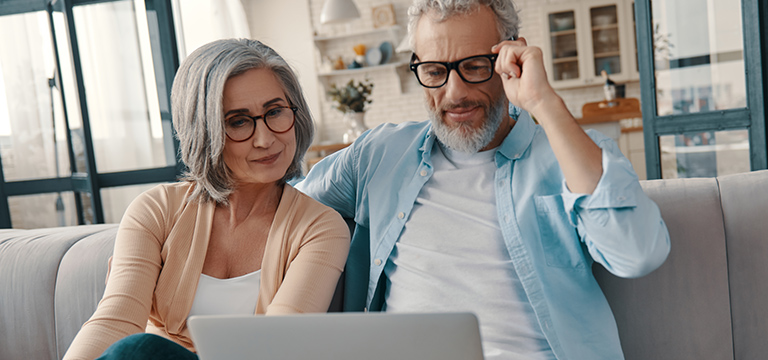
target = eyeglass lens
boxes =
[225,106,295,142]
[415,56,495,87]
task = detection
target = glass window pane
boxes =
[101,182,164,223]
[0,11,72,181]
[652,0,746,116]
[9,192,78,229]
[171,0,252,59]
[72,0,173,173]
[591,5,621,76]
[550,11,579,81]
[659,129,750,179]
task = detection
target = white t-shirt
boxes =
[383,143,555,360]
[188,269,261,317]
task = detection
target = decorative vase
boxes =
[342,111,367,143]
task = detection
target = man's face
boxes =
[413,7,509,153]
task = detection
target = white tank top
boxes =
[187,269,261,318]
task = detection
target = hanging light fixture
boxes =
[320,0,361,24]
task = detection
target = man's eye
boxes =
[462,61,490,73]
[421,65,446,77]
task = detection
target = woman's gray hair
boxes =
[407,0,520,52]
[171,38,314,204]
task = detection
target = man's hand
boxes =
[491,37,559,120]
[492,37,603,194]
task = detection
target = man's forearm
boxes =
[532,94,603,194]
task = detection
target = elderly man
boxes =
[296,0,670,358]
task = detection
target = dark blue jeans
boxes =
[96,333,199,360]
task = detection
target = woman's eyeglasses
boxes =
[224,106,297,142]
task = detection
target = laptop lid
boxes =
[187,312,484,360]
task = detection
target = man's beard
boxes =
[428,93,507,153]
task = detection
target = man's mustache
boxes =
[439,100,487,114]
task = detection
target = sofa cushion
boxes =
[718,170,768,359]
[594,177,733,359]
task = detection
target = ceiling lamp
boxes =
[320,0,361,24]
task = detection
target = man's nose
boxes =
[443,69,469,103]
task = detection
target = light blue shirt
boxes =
[295,110,670,360]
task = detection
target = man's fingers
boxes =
[494,46,523,79]
[491,36,526,53]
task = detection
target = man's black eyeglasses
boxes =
[409,53,498,88]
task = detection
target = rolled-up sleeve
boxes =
[561,137,671,278]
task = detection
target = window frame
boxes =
[0,0,182,227]
[635,0,767,179]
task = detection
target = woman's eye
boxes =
[265,107,284,118]
[227,116,250,128]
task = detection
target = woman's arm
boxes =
[263,207,350,315]
[64,187,169,360]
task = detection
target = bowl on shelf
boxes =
[365,47,382,66]
[592,14,616,26]
[552,16,574,31]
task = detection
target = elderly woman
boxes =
[64,39,350,360]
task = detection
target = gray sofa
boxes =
[2,170,768,360]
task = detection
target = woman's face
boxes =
[221,68,296,187]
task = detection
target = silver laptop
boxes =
[187,312,484,360]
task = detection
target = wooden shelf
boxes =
[594,51,621,58]
[318,61,410,94]
[591,24,619,31]
[551,29,577,36]
[318,61,407,77]
[553,56,579,64]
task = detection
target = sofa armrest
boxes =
[55,226,118,358]
[0,224,117,360]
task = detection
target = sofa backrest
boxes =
[595,169,768,360]
[2,170,767,360]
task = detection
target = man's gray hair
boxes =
[407,0,520,51]
[171,38,314,204]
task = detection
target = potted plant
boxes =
[327,79,374,143]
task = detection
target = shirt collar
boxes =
[417,122,436,166]
[497,109,535,161]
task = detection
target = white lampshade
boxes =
[320,0,361,24]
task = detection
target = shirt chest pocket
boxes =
[534,194,587,269]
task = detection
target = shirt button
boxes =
[617,196,626,201]
[420,169,428,176]
[504,214,510,223]
[374,259,382,266]
[398,212,405,219]
[514,153,521,158]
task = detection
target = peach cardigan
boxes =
[64,182,350,359]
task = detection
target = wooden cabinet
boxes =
[543,0,638,89]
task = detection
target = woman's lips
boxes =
[252,152,280,165]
